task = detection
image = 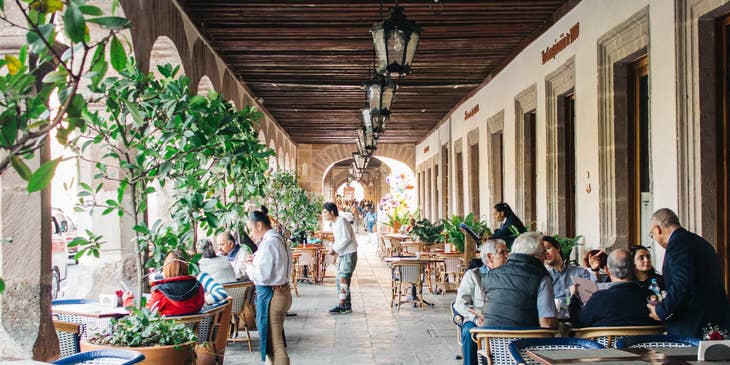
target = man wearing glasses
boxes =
[646,208,730,337]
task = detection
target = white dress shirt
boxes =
[331,216,358,255]
[246,229,292,286]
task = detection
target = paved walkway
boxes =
[225,233,460,364]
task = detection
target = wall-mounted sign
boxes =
[541,23,579,65]
[424,146,430,153]
[464,104,480,121]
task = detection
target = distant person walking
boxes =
[323,202,358,314]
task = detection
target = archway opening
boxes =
[336,180,365,201]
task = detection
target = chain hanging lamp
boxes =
[370,5,421,77]
[364,74,396,132]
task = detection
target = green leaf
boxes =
[0,0,4,14]
[0,111,17,147]
[123,99,144,126]
[27,157,61,192]
[110,35,126,72]
[0,278,4,294]
[78,5,102,15]
[10,155,32,181]
[42,69,67,83]
[87,16,130,30]
[63,3,86,43]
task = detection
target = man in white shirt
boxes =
[324,201,358,314]
[216,231,250,280]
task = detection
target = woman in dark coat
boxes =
[490,202,526,248]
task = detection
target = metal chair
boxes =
[615,334,700,349]
[451,302,465,347]
[570,325,665,348]
[390,262,425,311]
[54,320,81,359]
[51,349,145,365]
[508,338,604,365]
[438,257,464,294]
[169,299,231,363]
[470,327,559,365]
[223,281,256,352]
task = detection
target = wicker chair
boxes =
[169,299,231,363]
[438,257,464,294]
[508,338,604,365]
[54,320,81,359]
[469,327,559,365]
[390,262,425,311]
[615,334,700,349]
[293,248,317,285]
[223,281,256,351]
[569,325,665,348]
[51,350,145,365]
[52,299,116,339]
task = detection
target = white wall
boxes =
[416,0,677,251]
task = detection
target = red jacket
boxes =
[147,276,204,316]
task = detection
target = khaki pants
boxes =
[267,285,293,365]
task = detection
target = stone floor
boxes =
[224,233,461,365]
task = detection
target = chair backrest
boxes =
[508,338,604,365]
[570,325,665,348]
[382,236,392,249]
[470,327,559,365]
[293,249,316,265]
[54,320,81,359]
[450,302,464,329]
[388,237,402,250]
[51,349,145,365]
[443,257,464,274]
[392,263,424,283]
[169,300,230,344]
[222,281,253,316]
[615,335,700,349]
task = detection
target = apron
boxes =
[255,285,273,361]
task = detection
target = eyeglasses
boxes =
[648,225,658,239]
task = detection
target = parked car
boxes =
[52,207,80,260]
[51,215,68,299]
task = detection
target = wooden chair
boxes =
[390,262,425,311]
[376,235,386,258]
[469,327,558,365]
[437,257,464,294]
[223,281,256,351]
[508,338,604,365]
[387,237,402,256]
[570,325,665,348]
[293,248,317,284]
[451,303,465,353]
[321,251,337,282]
[53,320,81,359]
[381,235,393,259]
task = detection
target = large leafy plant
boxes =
[553,234,583,261]
[410,218,444,243]
[442,213,491,252]
[88,305,196,347]
[263,170,323,240]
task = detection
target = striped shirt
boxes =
[197,272,229,305]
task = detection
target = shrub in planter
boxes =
[410,218,444,243]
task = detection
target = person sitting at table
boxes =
[147,250,204,316]
[217,231,253,281]
[197,238,237,284]
[569,249,660,327]
[543,235,595,301]
[405,218,417,234]
[583,249,610,283]
[490,202,526,248]
[197,271,229,310]
[484,232,558,329]
[455,239,509,365]
[630,245,665,291]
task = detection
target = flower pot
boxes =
[392,222,402,232]
[81,340,195,365]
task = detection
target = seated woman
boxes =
[148,250,204,316]
[630,245,665,290]
[197,238,237,284]
[490,202,526,247]
[197,271,229,309]
[404,218,417,234]
[583,249,610,283]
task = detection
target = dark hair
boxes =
[260,205,269,216]
[629,245,658,275]
[467,258,484,270]
[249,210,271,228]
[493,202,514,218]
[542,235,561,250]
[323,202,339,216]
[239,231,258,254]
[197,238,217,259]
[582,249,607,269]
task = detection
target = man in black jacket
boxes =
[569,249,659,328]
[646,208,730,337]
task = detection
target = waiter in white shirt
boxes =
[323,202,358,315]
[246,210,293,365]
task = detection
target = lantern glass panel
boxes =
[387,29,406,68]
[361,107,372,131]
[405,31,420,65]
[371,28,388,72]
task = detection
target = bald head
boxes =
[607,249,632,281]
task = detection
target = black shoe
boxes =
[329,306,352,315]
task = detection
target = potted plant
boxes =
[262,170,324,244]
[441,213,491,252]
[82,306,197,365]
[383,205,410,232]
[410,218,444,244]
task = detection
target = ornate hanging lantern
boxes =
[364,74,396,132]
[370,6,421,77]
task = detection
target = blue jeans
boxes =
[462,320,478,365]
[366,221,375,232]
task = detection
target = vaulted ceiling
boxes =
[181,0,577,144]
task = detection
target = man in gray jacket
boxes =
[455,239,509,365]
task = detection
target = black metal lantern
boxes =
[364,74,396,132]
[357,127,377,155]
[370,6,421,76]
[352,152,370,170]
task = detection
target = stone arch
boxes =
[258,129,266,145]
[278,147,285,169]
[222,71,241,109]
[284,152,291,170]
[196,75,216,96]
[269,140,278,171]
[149,36,186,78]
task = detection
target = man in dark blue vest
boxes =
[646,208,730,337]
[483,232,558,329]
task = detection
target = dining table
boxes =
[526,346,709,365]
[52,301,129,338]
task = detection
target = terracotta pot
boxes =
[392,222,402,232]
[80,340,195,365]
